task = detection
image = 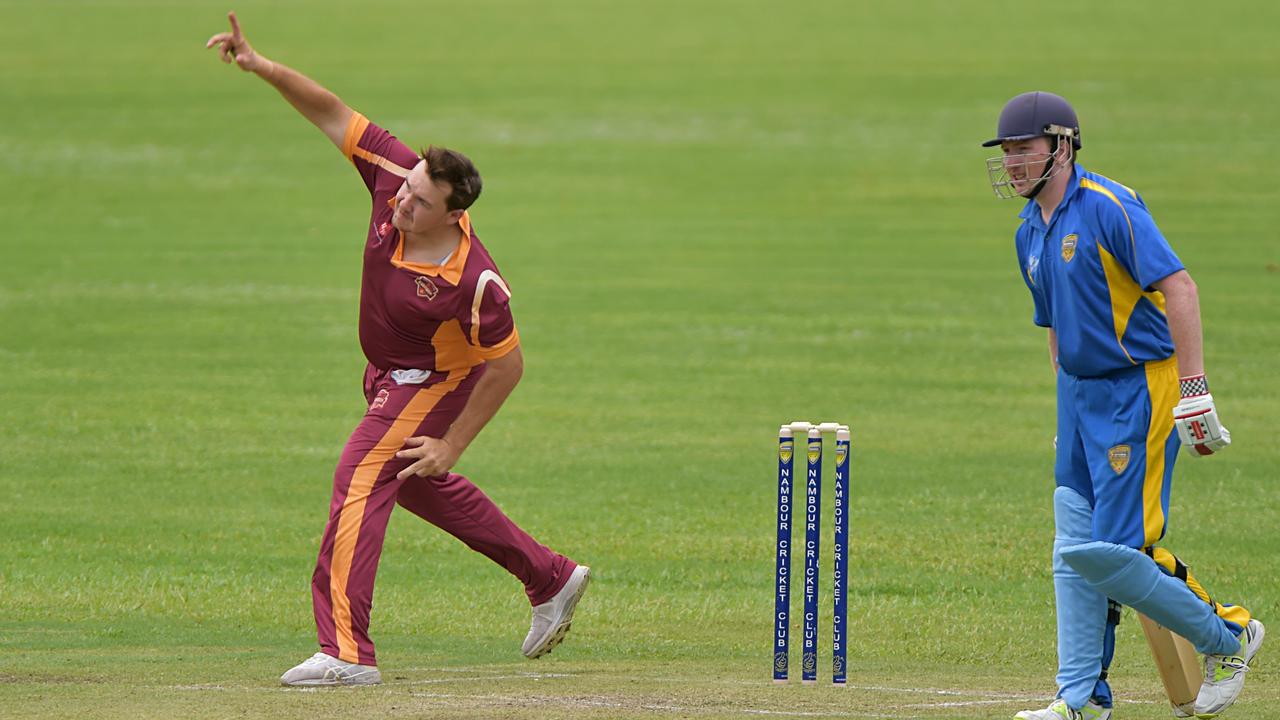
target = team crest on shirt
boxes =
[376,221,391,243]
[778,440,793,465]
[370,388,389,412]
[1061,234,1079,263]
[415,276,439,300]
[1108,444,1131,474]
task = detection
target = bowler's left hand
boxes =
[396,436,461,479]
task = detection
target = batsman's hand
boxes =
[1174,392,1231,458]
[205,11,265,73]
[395,436,462,480]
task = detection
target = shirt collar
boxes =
[1017,164,1083,227]
[1060,163,1083,210]
[389,211,473,286]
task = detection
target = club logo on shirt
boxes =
[778,440,793,465]
[415,276,439,300]
[1061,233,1079,263]
[377,221,392,243]
[1107,444,1131,474]
[369,388,390,412]
[1026,254,1040,287]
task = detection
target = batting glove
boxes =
[1173,374,1231,458]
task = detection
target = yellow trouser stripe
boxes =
[330,369,469,662]
[1147,546,1252,629]
[1142,358,1177,547]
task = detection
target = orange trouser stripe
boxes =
[330,369,469,663]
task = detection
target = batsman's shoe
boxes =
[1014,698,1111,720]
[280,652,382,686]
[1194,619,1264,718]
[522,565,591,659]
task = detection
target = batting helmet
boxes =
[982,91,1081,150]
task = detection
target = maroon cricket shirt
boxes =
[341,113,519,373]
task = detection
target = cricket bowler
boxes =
[984,91,1264,719]
[206,12,591,686]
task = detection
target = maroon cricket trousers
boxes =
[311,364,574,665]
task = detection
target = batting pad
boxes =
[1059,541,1239,656]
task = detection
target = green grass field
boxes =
[2,1,1278,717]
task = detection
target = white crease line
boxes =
[841,685,966,696]
[791,683,1163,707]
[899,697,1165,710]
[401,673,574,685]
[409,691,913,719]
[387,670,974,698]
[738,708,904,719]
[173,684,230,691]
[638,677,1050,702]
[168,675,1169,715]
[840,684,1036,699]
[899,699,1039,709]
[166,680,1174,713]
[398,666,554,674]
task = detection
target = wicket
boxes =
[774,421,850,685]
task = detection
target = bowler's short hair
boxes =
[420,145,482,211]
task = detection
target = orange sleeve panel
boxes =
[473,329,520,361]
[341,113,371,164]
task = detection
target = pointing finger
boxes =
[229,11,242,38]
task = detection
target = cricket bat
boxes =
[1138,613,1201,716]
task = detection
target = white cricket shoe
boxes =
[522,565,591,659]
[1194,619,1264,718]
[279,651,382,686]
[1014,698,1111,720]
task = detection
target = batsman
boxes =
[984,92,1264,720]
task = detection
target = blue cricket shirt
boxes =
[1014,165,1185,377]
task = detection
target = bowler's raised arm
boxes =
[205,11,353,149]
